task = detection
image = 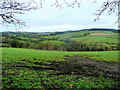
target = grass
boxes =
[41,31,118,45]
[41,31,117,40]
[41,40,66,45]
[2,48,119,62]
[2,48,119,89]
[71,35,118,44]
[41,31,105,40]
[18,37,39,41]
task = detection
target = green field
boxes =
[2,48,119,62]
[41,40,66,45]
[2,48,119,89]
[18,37,39,41]
[2,30,119,51]
[71,35,118,43]
[41,31,117,40]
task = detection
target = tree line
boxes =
[2,38,119,51]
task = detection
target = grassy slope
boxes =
[18,37,39,41]
[41,40,66,45]
[41,31,117,40]
[71,35,118,43]
[3,31,118,46]
[38,31,119,46]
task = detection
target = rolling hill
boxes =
[1,28,119,51]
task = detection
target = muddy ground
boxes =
[3,55,120,89]
[9,55,119,80]
[56,55,120,80]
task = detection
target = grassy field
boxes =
[2,48,119,62]
[41,31,117,40]
[2,48,119,89]
[41,40,66,45]
[18,37,39,41]
[2,30,118,51]
[71,35,118,43]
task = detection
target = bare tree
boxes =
[94,0,119,21]
[0,0,38,26]
[0,0,119,26]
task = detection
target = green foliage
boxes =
[18,37,39,41]
[10,40,21,48]
[2,30,119,51]
[38,40,66,51]
[92,43,112,51]
[41,40,66,45]
[1,30,119,51]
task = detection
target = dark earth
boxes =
[4,55,120,80]
[3,55,120,89]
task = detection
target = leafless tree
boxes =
[94,0,119,21]
[0,0,39,26]
[0,0,119,26]
[52,0,119,21]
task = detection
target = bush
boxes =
[10,40,21,48]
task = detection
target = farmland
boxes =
[2,48,119,62]
[1,29,120,89]
[71,35,118,43]
[2,29,119,51]
[2,48,120,89]
[41,40,66,45]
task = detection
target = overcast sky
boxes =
[1,0,118,32]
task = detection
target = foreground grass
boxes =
[2,48,119,89]
[2,48,119,62]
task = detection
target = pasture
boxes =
[71,35,118,43]
[41,40,66,45]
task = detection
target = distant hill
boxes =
[86,28,116,31]
[1,28,119,51]
[53,28,117,35]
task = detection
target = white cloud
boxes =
[1,0,118,32]
[18,25,81,32]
